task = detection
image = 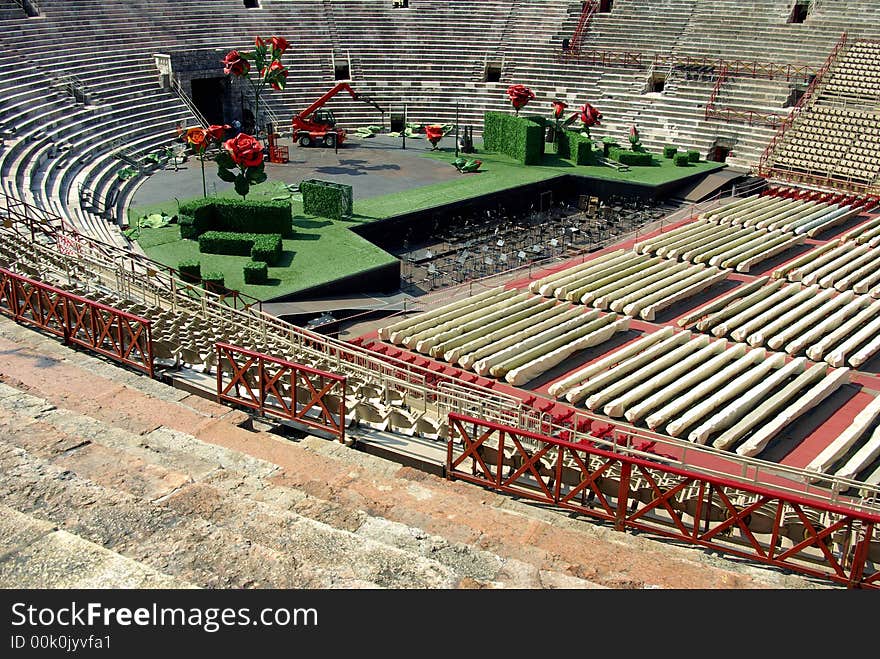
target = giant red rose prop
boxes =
[224,133,264,168]
[270,36,289,56]
[552,99,568,120]
[222,35,291,134]
[261,60,288,91]
[206,124,230,142]
[506,84,535,114]
[221,50,250,77]
[579,102,602,128]
[425,124,444,150]
[216,133,267,199]
[185,127,208,152]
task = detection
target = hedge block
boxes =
[243,261,268,285]
[673,153,690,167]
[250,234,283,265]
[687,149,701,163]
[178,259,201,283]
[201,271,225,291]
[178,214,198,240]
[558,129,596,165]
[483,111,544,165]
[198,231,255,257]
[301,179,353,220]
[663,145,678,159]
[616,150,654,166]
[178,197,293,237]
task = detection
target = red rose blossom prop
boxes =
[221,50,250,77]
[270,36,289,56]
[551,100,568,119]
[216,133,267,199]
[425,125,445,150]
[261,60,288,91]
[578,102,602,128]
[506,84,535,115]
[224,133,264,168]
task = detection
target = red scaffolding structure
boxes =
[0,268,154,377]
[216,342,347,442]
[447,413,880,589]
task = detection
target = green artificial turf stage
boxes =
[355,148,725,219]
[134,146,724,300]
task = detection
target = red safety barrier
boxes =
[446,413,880,589]
[0,268,153,377]
[215,342,347,442]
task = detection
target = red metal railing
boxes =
[703,65,787,127]
[447,413,880,589]
[568,1,598,55]
[0,268,154,377]
[757,32,848,178]
[559,49,816,82]
[215,343,347,442]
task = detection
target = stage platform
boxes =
[130,134,729,302]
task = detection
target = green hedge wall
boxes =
[251,234,283,265]
[615,150,654,166]
[179,197,293,238]
[663,145,678,159]
[301,179,353,220]
[687,149,701,163]
[178,214,198,240]
[177,259,201,283]
[198,231,283,265]
[198,231,254,257]
[202,272,225,291]
[673,153,690,167]
[483,111,545,165]
[243,261,268,285]
[558,129,596,165]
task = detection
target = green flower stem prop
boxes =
[222,36,289,134]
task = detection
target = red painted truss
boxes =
[215,342,347,442]
[446,413,880,589]
[0,268,153,377]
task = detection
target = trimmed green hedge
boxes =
[301,179,353,220]
[663,145,678,159]
[202,272,225,291]
[177,259,201,283]
[243,261,268,285]
[673,153,691,167]
[198,231,254,257]
[198,231,283,265]
[483,111,544,165]
[687,149,701,163]
[558,129,596,165]
[178,214,198,240]
[251,234,283,265]
[178,197,293,238]
[615,150,654,166]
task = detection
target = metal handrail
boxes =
[171,76,209,129]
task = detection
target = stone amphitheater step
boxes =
[0,504,193,588]
[0,316,826,589]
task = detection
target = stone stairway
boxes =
[0,315,826,589]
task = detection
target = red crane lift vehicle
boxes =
[291,83,385,148]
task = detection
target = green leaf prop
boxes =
[217,167,237,183]
[234,174,249,198]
